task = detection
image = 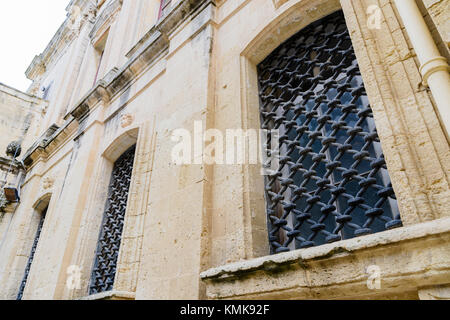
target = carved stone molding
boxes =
[272,0,289,9]
[25,0,215,167]
[418,285,450,300]
[26,1,98,82]
[0,190,8,212]
[80,290,135,300]
[120,113,134,129]
[201,218,450,299]
[41,176,55,191]
[89,0,123,43]
[23,123,77,167]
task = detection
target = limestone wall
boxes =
[0,83,46,159]
[421,0,449,58]
[0,0,449,300]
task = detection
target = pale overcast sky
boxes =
[0,1,69,92]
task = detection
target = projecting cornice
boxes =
[24,0,216,168]
[66,0,215,122]
[89,0,123,42]
[0,157,23,174]
[126,0,214,59]
[22,122,77,167]
[25,0,97,81]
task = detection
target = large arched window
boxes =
[258,11,402,254]
[89,145,136,295]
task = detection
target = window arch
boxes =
[258,11,402,254]
[89,145,136,295]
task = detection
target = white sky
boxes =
[0,1,69,92]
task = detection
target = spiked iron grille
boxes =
[17,207,47,300]
[89,145,136,295]
[258,11,402,254]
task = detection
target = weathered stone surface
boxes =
[201,217,450,299]
[0,0,448,301]
[0,190,8,212]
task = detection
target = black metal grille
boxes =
[258,11,402,254]
[89,145,136,295]
[17,207,47,300]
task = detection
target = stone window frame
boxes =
[201,0,450,299]
[68,126,139,300]
[237,0,450,261]
[14,193,52,300]
[65,120,157,300]
[90,0,123,44]
[92,29,110,85]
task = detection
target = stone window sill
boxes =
[201,217,450,300]
[80,291,135,300]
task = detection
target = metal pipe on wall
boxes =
[394,0,450,141]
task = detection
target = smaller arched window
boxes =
[89,145,136,295]
[16,203,48,300]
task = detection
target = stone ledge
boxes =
[0,82,47,105]
[201,217,450,299]
[0,157,23,174]
[80,290,135,301]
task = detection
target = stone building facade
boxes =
[0,0,449,300]
[0,83,47,226]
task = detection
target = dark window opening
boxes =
[16,206,48,300]
[89,145,136,295]
[257,11,402,254]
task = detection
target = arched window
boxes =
[258,11,402,254]
[16,205,48,300]
[89,145,136,295]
